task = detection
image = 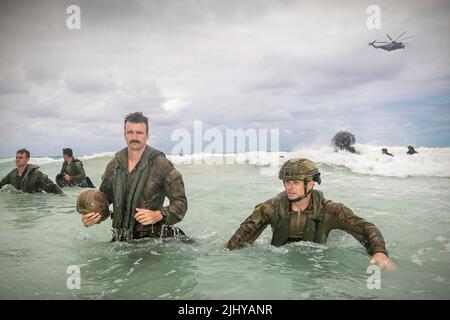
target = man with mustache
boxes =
[226,158,396,271]
[81,112,188,241]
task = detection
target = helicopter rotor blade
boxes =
[386,33,393,41]
[399,35,415,41]
[395,31,407,41]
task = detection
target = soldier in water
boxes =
[407,146,418,155]
[80,112,188,241]
[0,148,63,194]
[382,148,394,157]
[226,158,396,271]
[56,148,94,188]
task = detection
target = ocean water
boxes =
[0,144,449,299]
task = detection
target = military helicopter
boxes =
[369,31,415,52]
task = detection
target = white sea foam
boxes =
[167,144,450,178]
[0,152,115,166]
[78,152,115,160]
[287,144,450,178]
[1,145,449,178]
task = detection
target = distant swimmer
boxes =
[56,148,95,188]
[0,148,63,194]
[382,148,394,157]
[407,145,418,155]
[331,131,357,154]
[226,158,397,271]
[80,112,188,242]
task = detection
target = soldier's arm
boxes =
[160,159,188,225]
[70,162,87,184]
[0,172,12,189]
[39,172,64,194]
[59,163,65,175]
[324,199,388,256]
[225,199,275,251]
[99,161,115,205]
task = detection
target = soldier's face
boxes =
[63,154,71,162]
[284,180,315,200]
[124,122,148,151]
[15,153,29,168]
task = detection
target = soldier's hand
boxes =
[82,212,102,227]
[134,208,163,226]
[369,252,397,271]
[64,174,71,181]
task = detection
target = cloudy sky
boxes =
[0,0,449,156]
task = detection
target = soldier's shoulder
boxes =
[153,156,184,184]
[73,158,84,165]
[152,155,179,174]
[31,167,48,179]
[152,154,170,165]
[1,169,15,181]
[258,196,278,211]
[101,157,119,177]
[5,168,18,176]
[323,198,353,218]
[106,154,120,166]
[323,197,340,212]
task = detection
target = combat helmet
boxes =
[279,158,321,184]
[279,158,321,202]
[76,189,110,219]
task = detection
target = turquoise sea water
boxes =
[0,145,449,299]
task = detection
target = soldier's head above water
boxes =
[62,148,73,162]
[15,148,30,169]
[226,157,397,271]
[124,112,149,152]
[278,158,321,202]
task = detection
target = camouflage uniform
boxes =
[226,158,389,256]
[99,145,188,241]
[0,164,63,194]
[56,158,88,187]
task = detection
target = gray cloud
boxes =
[0,68,30,95]
[0,0,449,156]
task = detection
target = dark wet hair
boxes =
[16,148,30,158]
[63,148,73,157]
[124,112,149,133]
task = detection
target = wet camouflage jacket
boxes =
[59,158,87,186]
[99,145,188,240]
[0,164,63,194]
[226,190,388,256]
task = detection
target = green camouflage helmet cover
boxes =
[278,158,321,184]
